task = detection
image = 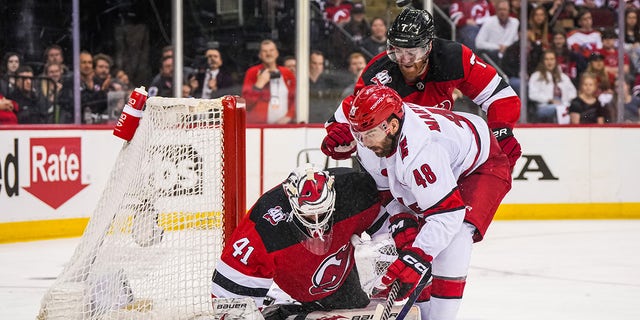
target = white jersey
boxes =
[357,102,491,257]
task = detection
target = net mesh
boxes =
[38,97,235,320]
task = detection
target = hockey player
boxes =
[321,8,522,171]
[211,164,383,319]
[346,85,512,320]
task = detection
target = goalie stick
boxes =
[373,270,431,320]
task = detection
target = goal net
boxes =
[38,96,246,320]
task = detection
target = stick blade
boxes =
[372,303,385,320]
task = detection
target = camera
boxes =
[269,70,281,79]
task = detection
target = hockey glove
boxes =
[389,212,420,250]
[321,122,356,160]
[380,247,432,301]
[492,126,522,171]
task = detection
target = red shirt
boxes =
[242,65,296,123]
[0,94,18,125]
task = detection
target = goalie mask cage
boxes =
[38,96,246,320]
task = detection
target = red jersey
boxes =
[211,168,381,305]
[331,38,520,130]
[449,0,494,27]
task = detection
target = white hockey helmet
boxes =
[282,163,336,240]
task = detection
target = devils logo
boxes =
[309,244,352,295]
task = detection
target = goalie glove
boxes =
[380,247,432,301]
[321,122,356,160]
[492,124,522,171]
[388,212,420,250]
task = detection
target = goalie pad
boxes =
[352,233,398,296]
[212,297,265,320]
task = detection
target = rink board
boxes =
[1,124,640,242]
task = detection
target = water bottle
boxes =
[113,86,148,141]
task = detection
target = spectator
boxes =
[49,62,74,124]
[93,53,116,92]
[551,31,581,85]
[113,69,132,92]
[574,0,605,8]
[1,52,20,94]
[621,80,640,122]
[161,45,174,60]
[324,0,353,26]
[585,52,614,94]
[598,28,631,83]
[527,6,551,50]
[148,56,175,98]
[342,3,370,46]
[339,52,367,100]
[566,9,602,59]
[475,0,519,66]
[79,51,104,123]
[242,39,296,124]
[449,0,495,51]
[546,0,579,32]
[182,82,193,98]
[193,48,235,99]
[41,62,63,108]
[509,0,520,18]
[308,50,339,123]
[283,55,297,74]
[528,50,578,123]
[569,72,606,124]
[8,66,48,124]
[43,44,69,77]
[361,17,388,59]
[328,2,369,69]
[623,8,640,73]
[0,94,18,125]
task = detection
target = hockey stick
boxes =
[373,280,400,320]
[373,270,431,320]
[395,271,431,320]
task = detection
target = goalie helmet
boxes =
[348,85,404,133]
[282,164,336,241]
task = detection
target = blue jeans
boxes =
[535,103,559,123]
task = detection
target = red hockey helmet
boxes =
[348,85,404,133]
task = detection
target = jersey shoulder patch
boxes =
[361,55,404,88]
[248,186,299,253]
[426,38,465,82]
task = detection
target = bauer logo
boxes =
[143,144,203,196]
[23,137,89,209]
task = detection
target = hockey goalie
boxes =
[210,164,420,320]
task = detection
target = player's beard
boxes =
[371,132,399,157]
[398,58,428,83]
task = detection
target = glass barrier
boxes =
[0,1,636,125]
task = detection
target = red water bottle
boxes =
[113,86,148,141]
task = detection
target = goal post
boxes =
[38,96,246,320]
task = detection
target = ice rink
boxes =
[1,220,639,320]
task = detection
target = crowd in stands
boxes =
[2,0,640,125]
